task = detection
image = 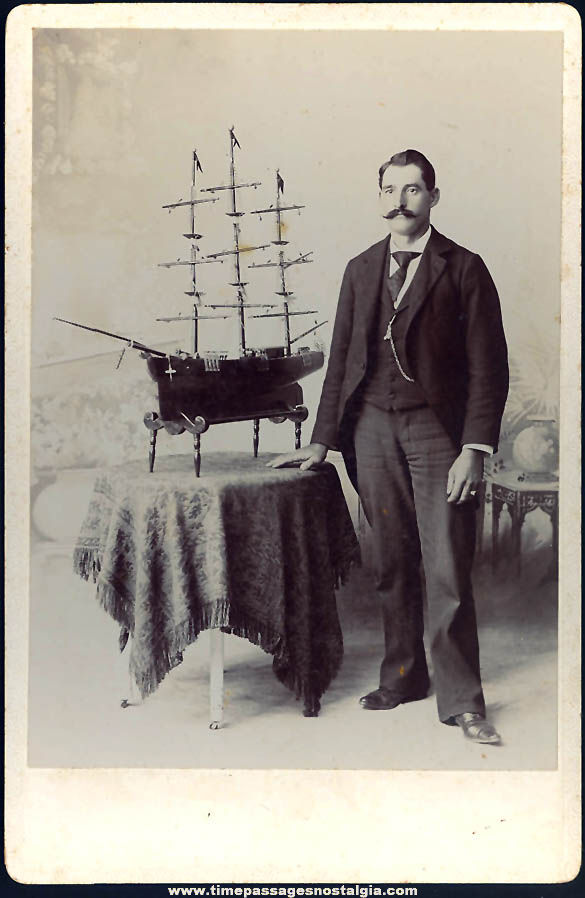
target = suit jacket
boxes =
[311,226,509,491]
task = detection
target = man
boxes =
[269,149,509,744]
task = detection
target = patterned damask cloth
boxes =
[74,452,360,703]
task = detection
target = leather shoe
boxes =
[455,712,501,744]
[359,686,426,710]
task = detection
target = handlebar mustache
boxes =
[384,209,416,219]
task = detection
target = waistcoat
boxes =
[361,250,427,411]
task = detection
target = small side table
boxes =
[74,452,360,727]
[487,469,559,575]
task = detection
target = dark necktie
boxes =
[388,251,421,307]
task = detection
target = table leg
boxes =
[121,635,143,708]
[543,504,559,582]
[491,497,504,572]
[209,628,224,730]
[303,689,321,718]
[475,480,487,559]
[550,505,559,577]
[253,418,260,458]
[510,504,525,575]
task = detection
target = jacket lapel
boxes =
[351,227,452,346]
[354,236,389,342]
[401,226,450,333]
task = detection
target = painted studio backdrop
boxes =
[31,28,561,555]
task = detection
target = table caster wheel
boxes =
[209,720,222,730]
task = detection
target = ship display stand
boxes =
[55,128,325,476]
[143,393,308,479]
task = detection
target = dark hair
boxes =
[378,149,436,191]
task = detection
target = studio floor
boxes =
[27,538,558,771]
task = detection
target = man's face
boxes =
[379,163,439,238]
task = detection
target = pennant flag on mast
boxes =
[230,128,241,149]
[194,150,203,173]
[277,170,285,194]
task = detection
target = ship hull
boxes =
[145,348,324,424]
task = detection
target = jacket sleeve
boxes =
[459,254,509,451]
[311,262,356,450]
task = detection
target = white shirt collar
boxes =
[390,226,432,256]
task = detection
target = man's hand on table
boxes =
[266,442,329,471]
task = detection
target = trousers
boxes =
[354,401,486,723]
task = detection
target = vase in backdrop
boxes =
[512,417,559,479]
[32,467,98,546]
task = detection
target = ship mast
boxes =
[228,128,246,351]
[249,172,322,355]
[158,136,325,358]
[188,150,203,353]
[200,128,266,355]
[159,149,219,355]
[275,171,292,354]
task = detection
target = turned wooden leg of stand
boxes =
[193,433,201,477]
[289,405,308,451]
[209,629,224,730]
[148,428,157,473]
[253,418,260,457]
[144,411,161,473]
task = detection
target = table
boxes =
[74,452,360,726]
[486,469,559,575]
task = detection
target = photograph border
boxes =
[5,2,581,884]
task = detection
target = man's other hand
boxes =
[446,447,484,504]
[266,443,328,471]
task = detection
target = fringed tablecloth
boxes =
[74,452,360,706]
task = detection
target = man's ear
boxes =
[430,187,440,208]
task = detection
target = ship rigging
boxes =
[55,128,326,475]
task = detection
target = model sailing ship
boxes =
[55,128,326,475]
